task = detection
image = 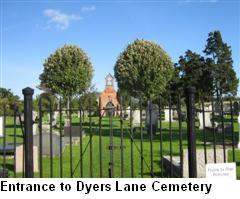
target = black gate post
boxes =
[185,87,197,178]
[22,87,34,178]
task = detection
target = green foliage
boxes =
[114,39,174,101]
[78,86,100,113]
[39,44,94,98]
[176,50,213,99]
[175,31,238,99]
[204,31,239,96]
[33,93,58,112]
[116,88,130,108]
[0,87,21,113]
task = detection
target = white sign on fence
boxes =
[206,163,236,179]
[0,116,3,137]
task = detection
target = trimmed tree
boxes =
[39,44,93,99]
[114,39,174,101]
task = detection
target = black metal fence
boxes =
[0,87,239,178]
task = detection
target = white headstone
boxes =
[205,112,212,127]
[78,111,84,118]
[182,149,228,178]
[0,116,3,137]
[208,104,212,111]
[124,106,131,119]
[164,109,174,122]
[16,113,24,125]
[32,111,38,122]
[42,124,50,133]
[53,111,58,121]
[132,110,141,127]
[164,109,169,122]
[198,111,212,129]
[64,118,70,127]
[33,132,65,156]
[223,104,230,112]
[33,123,38,135]
[52,111,58,126]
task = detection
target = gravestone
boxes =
[64,119,70,127]
[214,101,221,115]
[0,116,3,137]
[64,126,86,144]
[32,111,38,122]
[16,113,24,125]
[217,124,232,134]
[208,104,213,111]
[52,111,58,127]
[146,103,159,135]
[132,110,141,127]
[172,110,178,120]
[164,108,175,122]
[33,132,64,156]
[163,149,228,178]
[42,124,50,133]
[223,104,230,112]
[16,112,37,124]
[124,106,131,120]
[15,145,39,173]
[77,111,83,118]
[198,108,212,129]
[33,123,38,135]
[183,149,228,178]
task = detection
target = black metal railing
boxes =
[0,87,239,178]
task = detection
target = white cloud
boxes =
[81,5,96,12]
[43,9,81,30]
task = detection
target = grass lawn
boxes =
[0,115,240,178]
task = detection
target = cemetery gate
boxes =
[0,87,239,178]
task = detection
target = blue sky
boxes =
[0,0,239,98]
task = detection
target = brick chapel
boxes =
[99,74,120,116]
